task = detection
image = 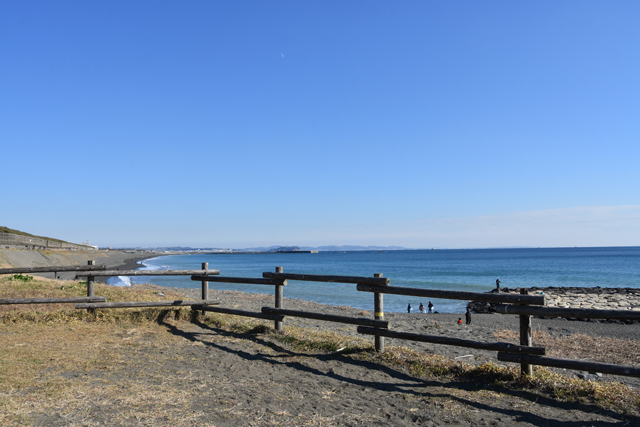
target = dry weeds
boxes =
[494,329,640,366]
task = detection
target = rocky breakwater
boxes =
[469,287,640,318]
[540,287,640,311]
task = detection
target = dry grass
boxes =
[337,340,640,416]
[494,329,640,366]
[0,275,190,318]
[277,326,369,353]
[0,319,220,426]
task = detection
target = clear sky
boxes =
[1,1,639,249]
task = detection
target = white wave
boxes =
[105,276,132,287]
[136,260,166,271]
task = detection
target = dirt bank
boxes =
[0,248,155,281]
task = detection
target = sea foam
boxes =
[105,276,132,287]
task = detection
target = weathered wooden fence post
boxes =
[274,267,284,332]
[87,260,95,314]
[519,288,533,377]
[374,273,385,352]
[201,262,209,315]
[87,260,95,297]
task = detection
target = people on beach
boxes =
[419,303,425,313]
[465,307,472,325]
[496,278,501,290]
[457,318,463,324]
[428,301,433,313]
[407,303,412,313]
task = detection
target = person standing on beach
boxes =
[407,303,412,313]
[419,303,425,313]
[465,307,472,325]
[496,278,501,290]
[428,301,433,313]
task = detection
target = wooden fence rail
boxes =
[2,297,106,305]
[358,326,546,355]
[77,269,220,277]
[192,305,285,321]
[498,353,640,378]
[262,307,389,328]
[76,300,220,309]
[263,272,390,285]
[492,304,640,320]
[0,265,107,274]
[191,275,284,286]
[356,284,546,305]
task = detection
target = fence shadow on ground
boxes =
[159,318,637,427]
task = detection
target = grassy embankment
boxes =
[0,226,75,245]
[1,274,639,425]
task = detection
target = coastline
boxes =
[110,253,156,271]
[92,251,158,282]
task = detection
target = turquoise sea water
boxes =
[129,247,640,313]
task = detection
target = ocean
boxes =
[126,247,640,313]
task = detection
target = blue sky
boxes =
[1,1,639,248]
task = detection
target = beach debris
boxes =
[576,371,602,381]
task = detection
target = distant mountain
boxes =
[266,246,302,252]
[244,245,408,252]
[239,246,286,252]
[130,244,409,252]
[131,246,229,252]
[301,245,407,251]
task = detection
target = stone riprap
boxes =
[529,287,640,311]
[470,287,640,313]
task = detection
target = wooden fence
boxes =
[3,261,640,379]
[1,261,221,309]
[195,267,640,379]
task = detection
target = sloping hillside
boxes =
[0,226,74,245]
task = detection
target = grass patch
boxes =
[275,327,367,353]
[10,273,34,282]
[0,320,209,426]
[353,343,640,415]
[0,275,193,319]
[494,329,640,367]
